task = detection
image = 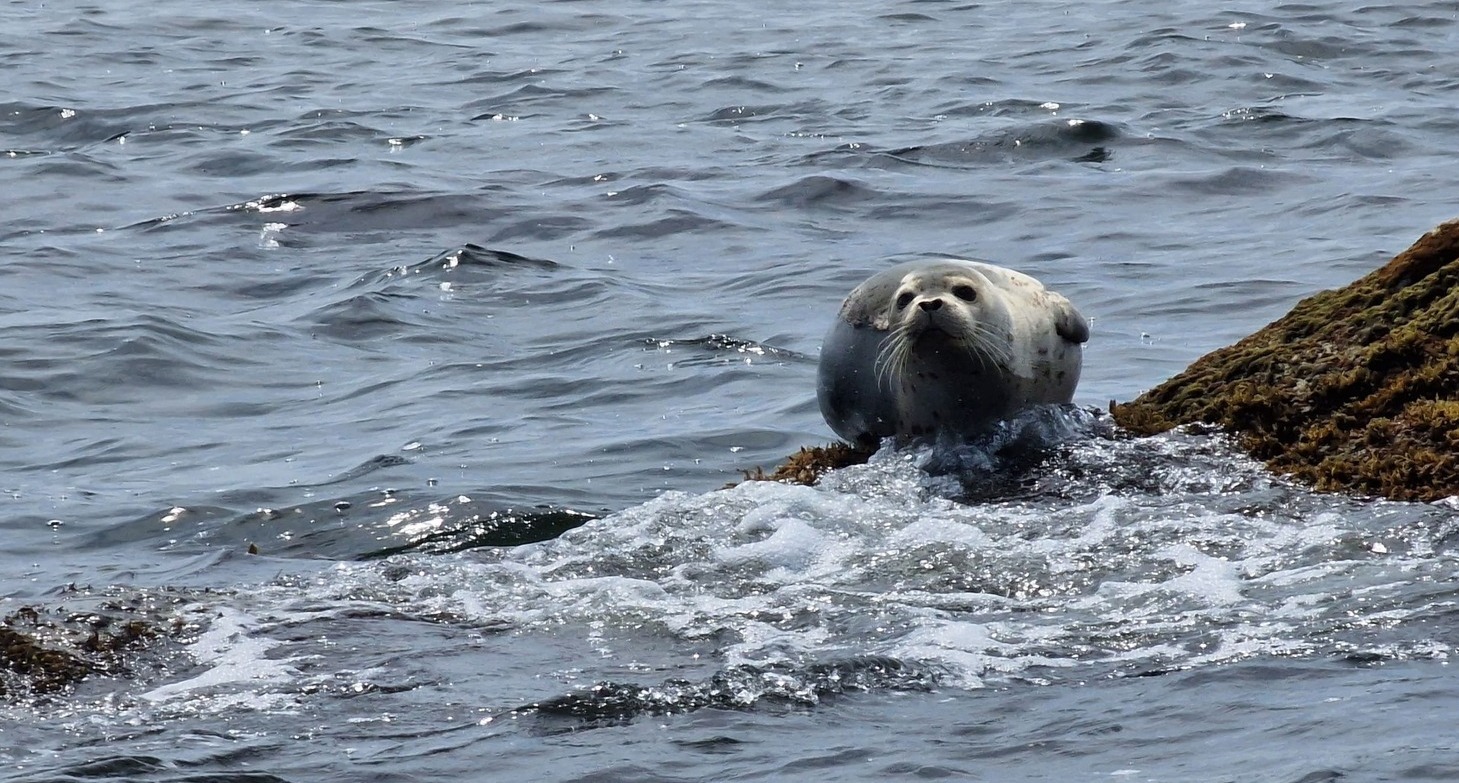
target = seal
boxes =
[817,259,1089,446]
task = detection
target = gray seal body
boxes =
[817,259,1089,446]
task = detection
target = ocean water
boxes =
[3,0,1459,780]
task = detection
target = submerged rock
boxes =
[1111,218,1459,502]
[748,405,1102,493]
[0,598,179,701]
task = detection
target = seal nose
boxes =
[918,298,943,312]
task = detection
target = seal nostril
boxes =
[919,298,943,312]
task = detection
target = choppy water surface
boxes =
[3,0,1459,780]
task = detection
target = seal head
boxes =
[817,259,1088,446]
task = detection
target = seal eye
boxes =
[895,292,914,310]
[952,284,977,302]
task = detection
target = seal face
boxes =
[817,259,1089,446]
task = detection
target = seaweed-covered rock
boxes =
[0,598,177,701]
[741,442,877,487]
[1112,219,1459,502]
[0,625,94,695]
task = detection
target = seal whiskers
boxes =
[873,321,916,390]
[962,321,1014,375]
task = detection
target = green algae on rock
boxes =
[1111,218,1459,502]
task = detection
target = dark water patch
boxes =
[754,175,880,210]
[1217,105,1319,125]
[184,150,287,178]
[589,182,677,207]
[703,104,782,124]
[0,395,30,418]
[1160,165,1310,196]
[75,336,218,393]
[4,313,256,404]
[449,65,568,88]
[1136,278,1313,318]
[198,273,339,303]
[488,213,596,242]
[131,190,527,238]
[929,97,1070,119]
[303,291,422,342]
[516,656,938,733]
[480,12,628,38]
[319,454,414,486]
[1386,12,1459,29]
[1212,103,1392,156]
[863,195,1023,226]
[82,505,246,555]
[269,112,384,146]
[86,488,600,562]
[700,99,835,126]
[1306,124,1412,160]
[671,734,746,754]
[1259,32,1367,62]
[372,244,614,318]
[1125,27,1208,51]
[0,103,138,149]
[265,191,514,234]
[643,334,809,366]
[591,210,736,240]
[862,118,1125,168]
[541,170,625,188]
[117,192,316,233]
[468,83,622,119]
[698,76,791,94]
[10,151,125,187]
[382,133,429,149]
[400,243,560,276]
[486,368,651,404]
[23,759,294,783]
[366,506,599,557]
[878,12,937,22]
[22,435,145,473]
[37,756,171,779]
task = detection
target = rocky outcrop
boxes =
[1111,219,1459,502]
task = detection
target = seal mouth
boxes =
[913,313,958,339]
[876,310,1005,392]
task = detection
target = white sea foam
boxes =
[141,606,298,707]
[139,431,1459,712]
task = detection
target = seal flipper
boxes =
[1052,299,1090,344]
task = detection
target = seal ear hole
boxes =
[895,292,914,310]
[952,284,977,302]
